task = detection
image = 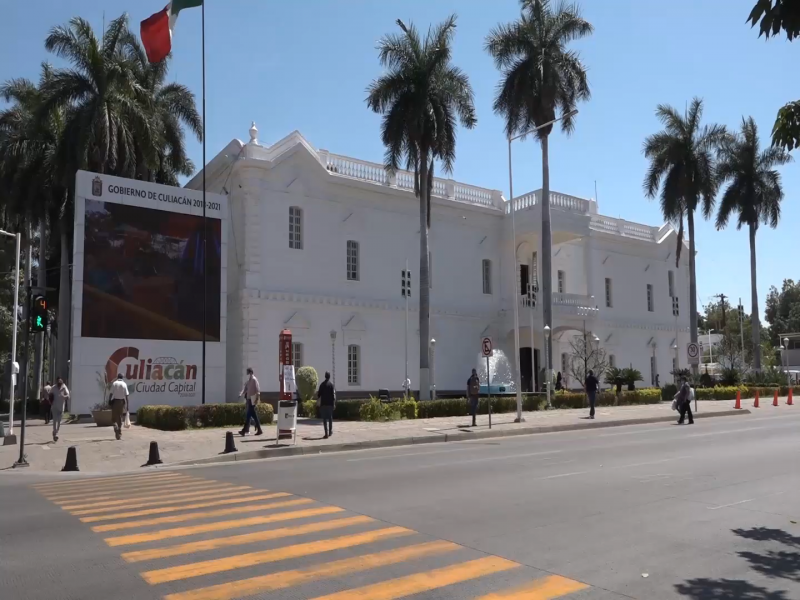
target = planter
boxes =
[91,409,113,427]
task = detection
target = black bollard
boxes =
[223,430,238,454]
[144,441,163,466]
[62,446,79,472]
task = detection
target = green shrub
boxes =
[661,384,678,401]
[296,366,318,401]
[301,399,318,418]
[614,388,662,405]
[417,398,469,419]
[0,398,41,417]
[621,367,643,390]
[333,399,368,420]
[693,386,745,401]
[137,403,274,431]
[359,397,418,422]
[604,367,622,386]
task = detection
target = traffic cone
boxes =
[223,431,238,454]
[753,391,760,408]
[61,446,79,472]
[788,388,793,406]
[773,390,779,407]
[734,390,741,410]
[144,441,163,466]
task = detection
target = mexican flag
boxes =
[140,0,203,64]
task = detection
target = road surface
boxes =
[1,409,799,599]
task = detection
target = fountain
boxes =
[476,349,516,394]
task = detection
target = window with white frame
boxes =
[347,344,360,385]
[557,270,565,294]
[292,342,303,368]
[668,270,675,297]
[289,206,303,249]
[647,284,654,312]
[609,354,616,369]
[482,259,492,294]
[605,277,613,308]
[532,251,538,285]
[346,240,359,281]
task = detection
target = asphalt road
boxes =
[2,409,799,600]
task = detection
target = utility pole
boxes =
[715,293,728,330]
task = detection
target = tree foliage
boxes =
[748,0,800,40]
[765,279,800,344]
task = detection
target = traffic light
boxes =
[31,295,47,332]
[738,304,745,321]
[672,295,680,317]
[401,269,411,298]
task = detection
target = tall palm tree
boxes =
[486,0,592,384]
[367,15,477,400]
[643,99,726,373]
[715,117,791,370]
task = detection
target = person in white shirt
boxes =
[52,377,70,442]
[109,374,130,440]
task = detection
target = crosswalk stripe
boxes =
[63,485,254,512]
[309,556,519,600]
[33,472,184,490]
[474,575,589,599]
[43,477,206,501]
[142,526,415,584]
[79,492,290,522]
[121,515,374,563]
[37,474,191,494]
[104,506,345,546]
[92,497,311,532]
[162,540,459,600]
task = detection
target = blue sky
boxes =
[1,0,797,319]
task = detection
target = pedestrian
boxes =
[585,369,599,419]
[51,377,70,442]
[316,371,336,438]
[676,376,694,425]
[555,372,563,391]
[40,381,52,424]
[467,368,480,427]
[614,374,623,396]
[109,374,129,440]
[239,367,263,436]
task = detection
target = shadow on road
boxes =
[674,578,788,599]
[733,528,800,548]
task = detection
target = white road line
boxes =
[687,426,767,438]
[707,490,787,510]
[418,449,562,469]
[542,471,589,480]
[538,456,691,481]
[347,447,464,462]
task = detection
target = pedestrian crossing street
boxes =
[33,471,590,600]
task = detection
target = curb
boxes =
[174,408,751,467]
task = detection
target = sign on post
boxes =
[482,337,493,358]
[686,342,700,365]
[481,337,493,428]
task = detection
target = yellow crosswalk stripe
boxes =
[33,471,184,490]
[37,474,192,495]
[80,492,289,522]
[163,540,459,600]
[142,526,415,584]
[105,505,345,546]
[43,477,205,501]
[121,515,374,563]
[308,556,519,600]
[62,485,254,512]
[92,497,310,532]
[474,575,589,599]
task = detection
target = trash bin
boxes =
[277,400,298,445]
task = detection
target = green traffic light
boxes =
[35,316,43,329]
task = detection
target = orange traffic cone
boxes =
[773,390,779,407]
[754,391,760,408]
[788,388,794,406]
[734,390,741,410]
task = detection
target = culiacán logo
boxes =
[105,347,197,395]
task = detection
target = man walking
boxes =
[51,377,70,442]
[467,368,480,427]
[41,381,52,424]
[109,374,129,440]
[676,376,694,425]
[316,371,336,438]
[585,369,599,419]
[239,367,263,436]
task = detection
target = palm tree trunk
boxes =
[541,134,553,391]
[749,222,761,371]
[32,216,46,399]
[56,221,71,383]
[687,210,699,376]
[418,153,431,401]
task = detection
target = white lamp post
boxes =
[672,343,679,384]
[0,229,20,439]
[507,109,578,423]
[430,338,436,400]
[708,329,715,364]
[783,337,790,372]
[544,325,551,408]
[330,330,337,387]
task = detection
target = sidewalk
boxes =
[0,399,783,474]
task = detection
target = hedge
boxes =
[137,403,274,431]
[690,385,791,401]
[0,398,41,416]
[359,398,418,421]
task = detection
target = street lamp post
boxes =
[707,329,715,364]
[0,229,21,439]
[430,338,436,400]
[507,108,578,421]
[783,337,790,372]
[329,330,337,388]
[672,343,679,384]
[544,325,551,409]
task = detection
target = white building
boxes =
[187,124,691,399]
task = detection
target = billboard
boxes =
[71,171,227,414]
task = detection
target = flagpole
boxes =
[201,0,207,405]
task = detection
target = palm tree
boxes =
[715,117,791,370]
[366,15,477,399]
[643,98,726,373]
[486,0,592,383]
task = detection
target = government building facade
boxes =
[187,124,691,399]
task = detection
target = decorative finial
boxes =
[248,121,258,145]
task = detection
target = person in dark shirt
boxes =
[316,371,336,438]
[585,370,599,419]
